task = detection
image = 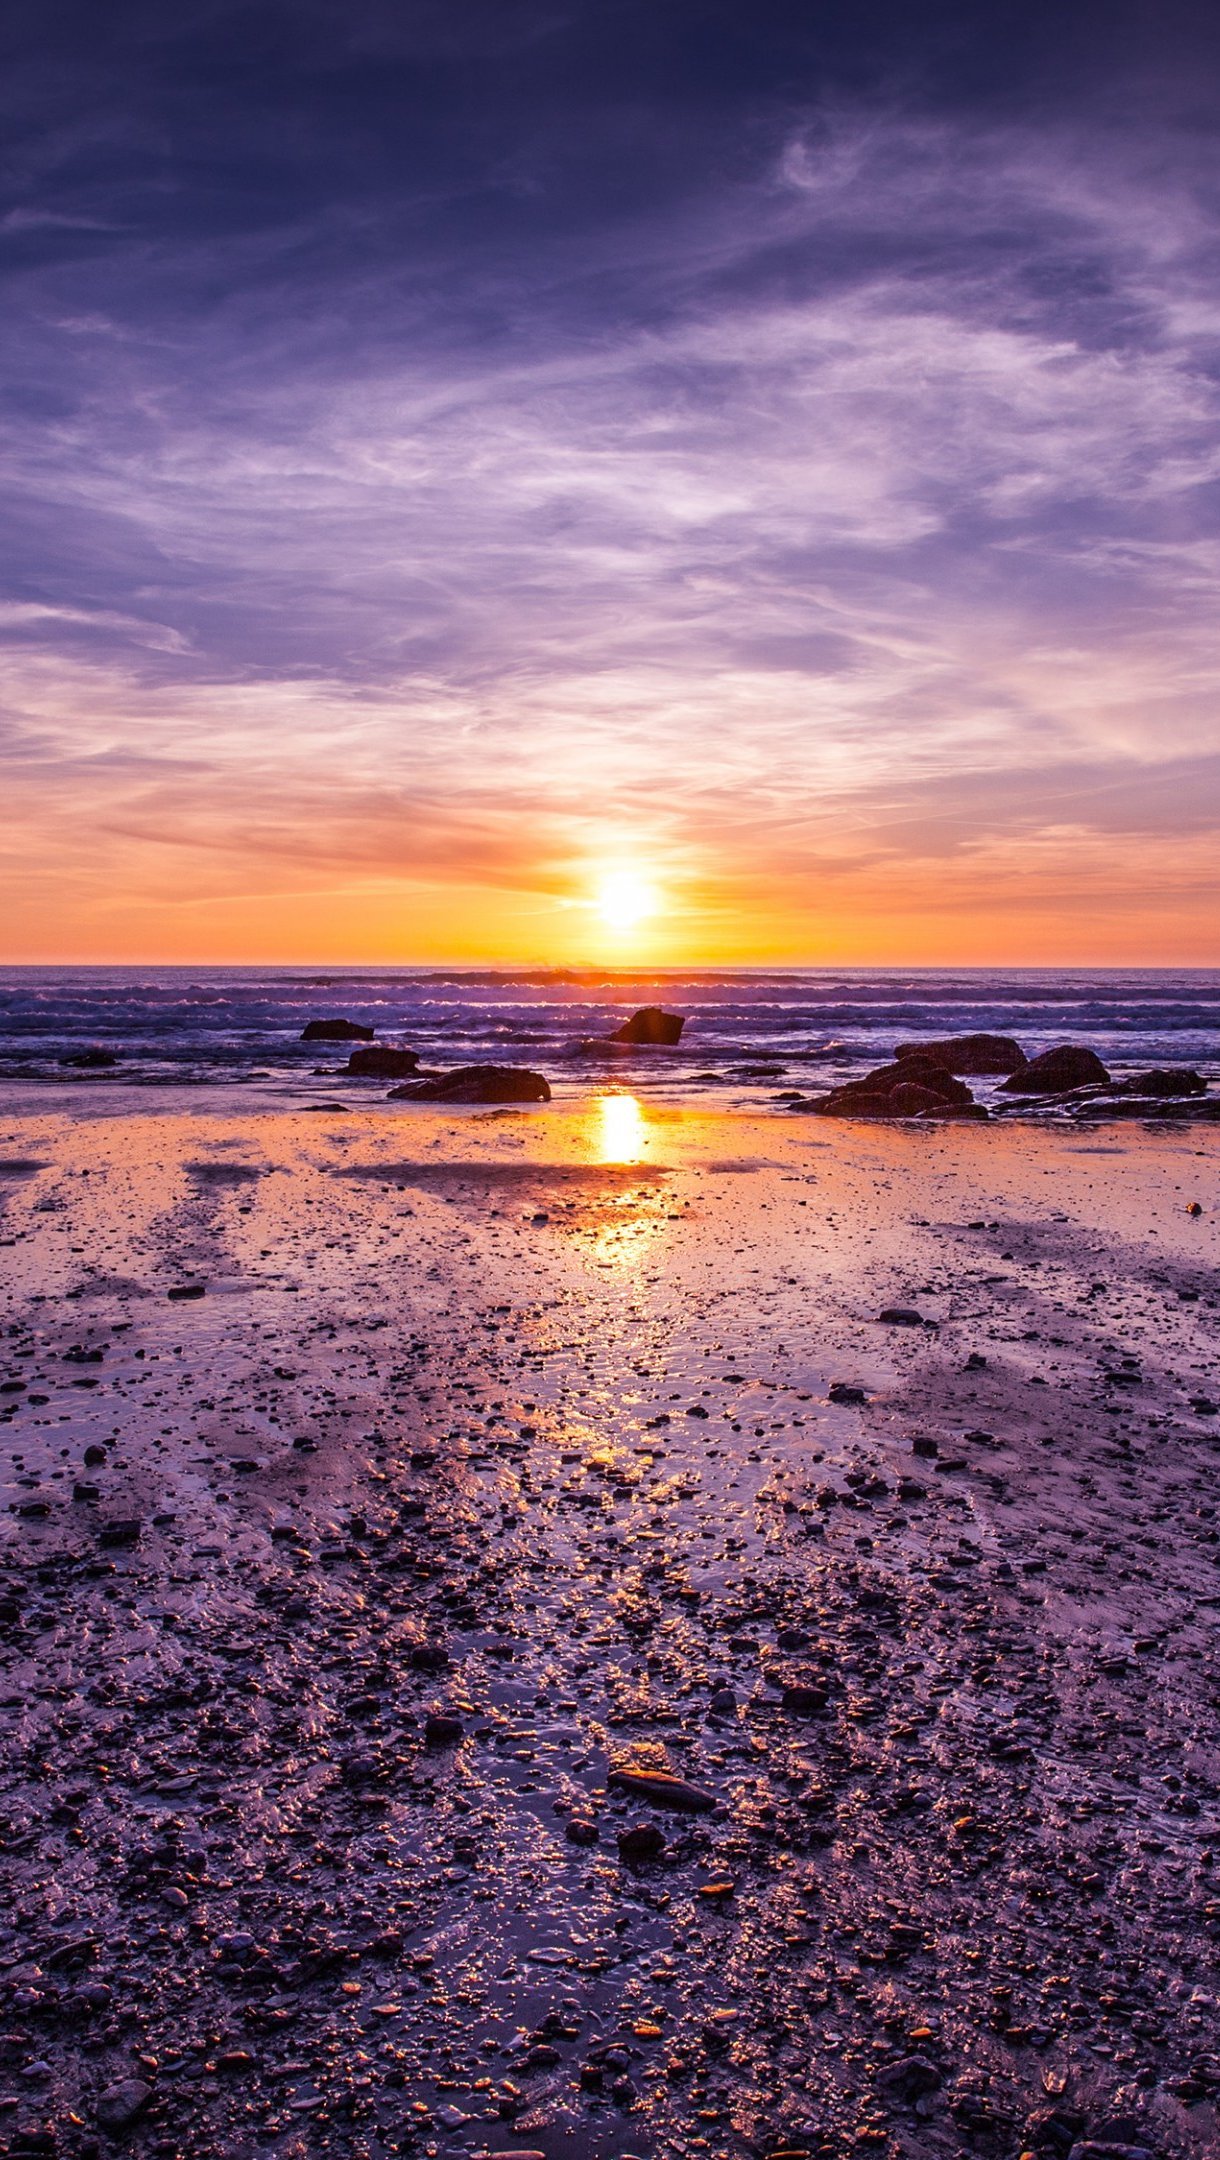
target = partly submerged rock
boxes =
[895,1031,1024,1074]
[1112,1066,1206,1097]
[59,1047,118,1068]
[1000,1045,1109,1093]
[798,1054,979,1120]
[301,1017,375,1042]
[345,1045,420,1077]
[390,1064,551,1104]
[610,1006,685,1046]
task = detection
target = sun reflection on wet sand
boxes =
[594,1092,647,1164]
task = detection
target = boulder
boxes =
[889,1081,949,1116]
[301,1018,375,1042]
[59,1048,118,1068]
[1000,1045,1109,1093]
[1113,1066,1206,1097]
[609,1007,685,1046]
[809,1055,976,1119]
[345,1045,420,1078]
[895,1031,1024,1075]
[389,1065,551,1104]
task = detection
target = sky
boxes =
[3,0,1220,965]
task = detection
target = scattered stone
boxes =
[607,1768,715,1812]
[828,1381,868,1405]
[96,2078,152,2131]
[424,1712,464,1746]
[167,1282,206,1301]
[878,1307,928,1327]
[876,2054,942,2100]
[617,1821,666,1862]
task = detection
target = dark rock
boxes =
[345,1045,420,1077]
[167,1282,206,1301]
[879,1307,927,1327]
[617,1821,666,1861]
[828,1381,867,1405]
[781,1682,828,1716]
[96,2078,152,2131]
[83,1445,106,1467]
[408,1641,450,1672]
[896,1032,1025,1074]
[889,1080,948,1115]
[1000,1045,1110,1093]
[60,1048,118,1069]
[301,1018,375,1042]
[877,2054,943,2101]
[390,1065,551,1104]
[97,1520,141,1548]
[1113,1066,1206,1097]
[1065,2146,1155,2160]
[565,1816,600,1845]
[805,1056,976,1120]
[607,1768,715,1811]
[610,1007,685,1046]
[424,1712,464,1746]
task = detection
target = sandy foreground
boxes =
[0,1097,1217,2160]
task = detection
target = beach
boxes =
[0,1098,1217,2160]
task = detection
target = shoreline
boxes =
[0,1104,1217,2159]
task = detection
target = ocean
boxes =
[0,965,1216,1114]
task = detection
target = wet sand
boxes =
[0,1099,1218,2160]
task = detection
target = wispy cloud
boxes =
[1,4,1219,957]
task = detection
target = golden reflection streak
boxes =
[595,1092,646,1164]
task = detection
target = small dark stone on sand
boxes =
[608,1768,715,1812]
[424,1712,464,1746]
[617,1821,666,1861]
[96,2078,152,2131]
[167,1282,205,1301]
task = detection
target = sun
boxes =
[596,870,658,933]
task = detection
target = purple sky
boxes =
[3,0,1220,959]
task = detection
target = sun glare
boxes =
[596,1092,646,1163]
[596,870,658,933]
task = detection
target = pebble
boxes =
[96,2078,152,2131]
[607,1768,716,1811]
